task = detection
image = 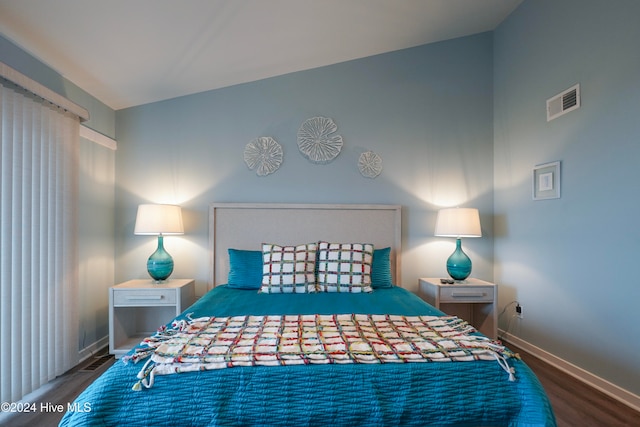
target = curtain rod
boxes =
[0,61,90,121]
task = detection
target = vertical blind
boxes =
[0,82,80,403]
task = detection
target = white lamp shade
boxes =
[134,204,184,235]
[434,208,481,238]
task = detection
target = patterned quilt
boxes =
[126,313,517,390]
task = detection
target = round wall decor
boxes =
[243,137,283,176]
[297,116,343,164]
[358,151,383,178]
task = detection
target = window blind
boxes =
[0,81,80,403]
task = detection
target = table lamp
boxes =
[134,204,184,282]
[434,208,481,281]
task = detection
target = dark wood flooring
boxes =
[507,343,639,426]
[2,353,115,427]
[3,346,638,426]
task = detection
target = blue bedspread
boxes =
[60,286,556,426]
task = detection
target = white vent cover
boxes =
[547,84,580,121]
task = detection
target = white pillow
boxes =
[317,242,373,293]
[261,243,317,293]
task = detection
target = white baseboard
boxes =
[78,335,109,363]
[500,329,640,413]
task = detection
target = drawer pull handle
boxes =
[125,295,164,300]
[451,292,485,298]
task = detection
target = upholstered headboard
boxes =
[209,203,402,289]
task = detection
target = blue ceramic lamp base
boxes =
[147,235,174,283]
[446,238,472,281]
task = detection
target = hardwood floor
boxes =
[507,343,639,426]
[2,353,115,427]
[4,346,638,426]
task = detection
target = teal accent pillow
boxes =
[371,247,393,288]
[227,249,262,289]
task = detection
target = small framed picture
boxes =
[533,161,561,200]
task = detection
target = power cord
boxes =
[498,300,520,340]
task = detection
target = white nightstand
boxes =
[109,279,196,358]
[418,278,497,339]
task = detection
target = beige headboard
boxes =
[209,203,402,289]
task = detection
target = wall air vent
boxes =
[546,84,580,121]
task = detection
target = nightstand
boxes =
[109,279,196,358]
[418,278,497,339]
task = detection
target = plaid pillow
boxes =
[261,243,317,293]
[317,242,374,293]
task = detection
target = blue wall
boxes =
[494,0,640,394]
[115,33,495,296]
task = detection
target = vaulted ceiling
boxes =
[0,0,521,110]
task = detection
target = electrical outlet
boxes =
[516,304,523,319]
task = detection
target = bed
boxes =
[61,203,556,426]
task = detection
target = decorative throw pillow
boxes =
[227,249,262,289]
[261,243,317,293]
[317,242,374,293]
[371,247,393,288]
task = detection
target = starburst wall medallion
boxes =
[243,137,283,176]
[297,116,343,164]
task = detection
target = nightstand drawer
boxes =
[112,289,176,306]
[439,286,494,303]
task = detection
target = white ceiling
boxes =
[0,0,521,110]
